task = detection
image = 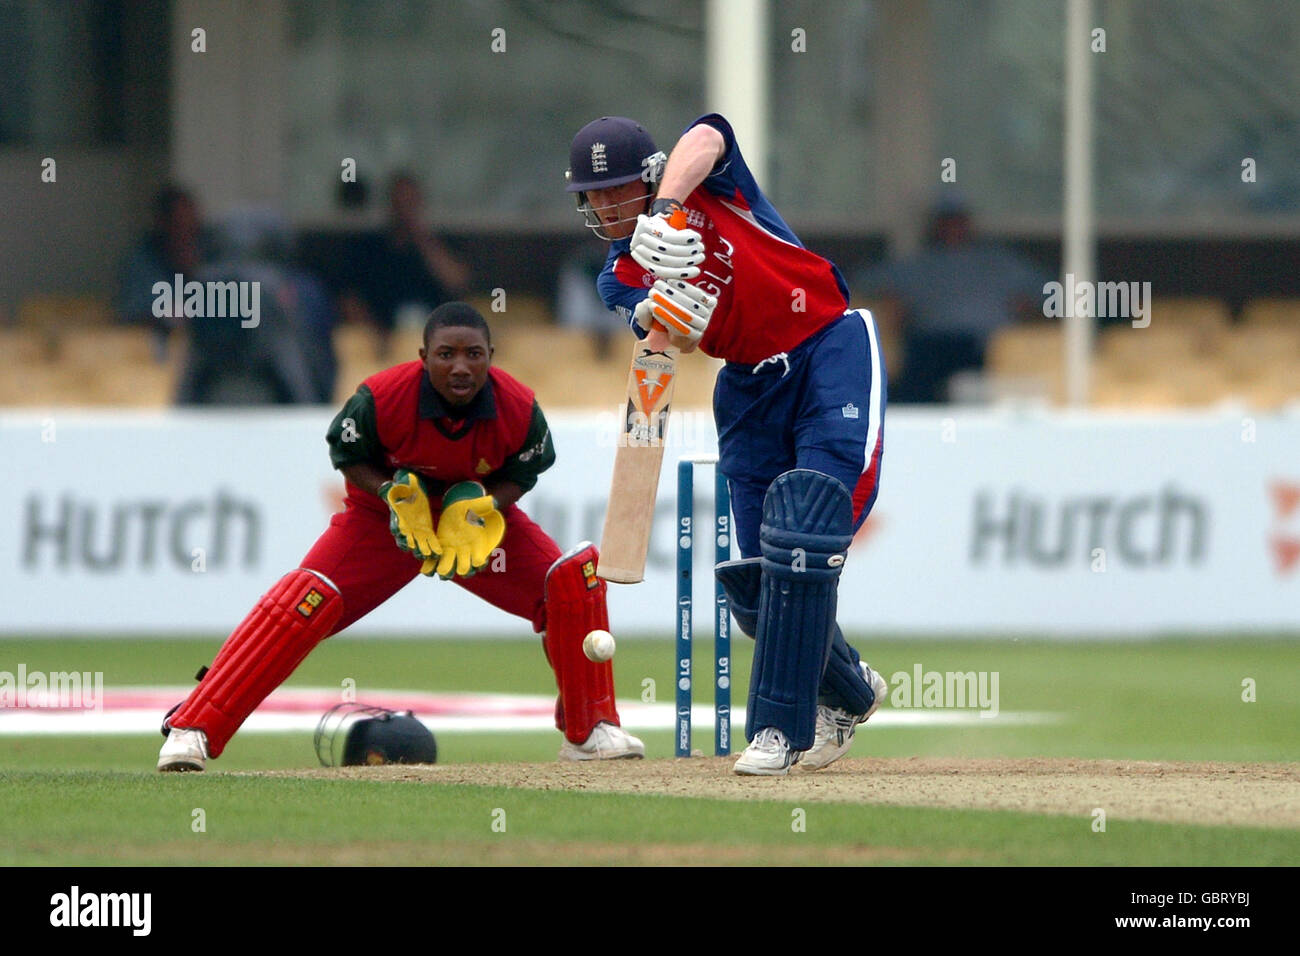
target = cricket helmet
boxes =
[314,702,438,767]
[565,116,666,239]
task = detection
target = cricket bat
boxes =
[598,210,689,583]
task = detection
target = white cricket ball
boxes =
[583,629,616,662]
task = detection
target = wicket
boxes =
[675,454,732,757]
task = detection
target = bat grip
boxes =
[648,207,688,347]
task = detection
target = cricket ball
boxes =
[582,629,616,662]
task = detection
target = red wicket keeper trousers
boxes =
[300,491,562,635]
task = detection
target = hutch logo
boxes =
[1269,481,1300,575]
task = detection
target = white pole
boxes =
[705,0,769,185]
[1063,0,1095,406]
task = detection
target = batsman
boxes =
[158,302,644,770]
[567,115,888,775]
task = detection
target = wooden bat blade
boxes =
[598,446,665,582]
[598,333,679,583]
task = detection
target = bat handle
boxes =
[649,207,689,345]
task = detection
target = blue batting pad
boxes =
[819,626,877,715]
[748,470,853,750]
[715,557,761,638]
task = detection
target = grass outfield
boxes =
[1,635,1298,865]
[4,769,1298,866]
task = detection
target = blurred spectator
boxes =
[856,195,1050,403]
[116,185,214,358]
[340,172,470,355]
[336,173,369,211]
[555,243,617,359]
[174,208,337,406]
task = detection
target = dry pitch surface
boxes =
[261,758,1300,829]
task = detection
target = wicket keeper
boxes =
[566,115,888,775]
[158,302,644,770]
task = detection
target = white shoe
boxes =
[558,721,645,761]
[158,727,209,772]
[733,727,800,776]
[801,662,888,772]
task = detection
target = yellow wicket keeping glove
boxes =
[426,481,506,580]
[378,470,442,559]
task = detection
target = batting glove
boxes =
[629,213,705,280]
[635,278,716,345]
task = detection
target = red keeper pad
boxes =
[168,569,342,757]
[543,545,619,742]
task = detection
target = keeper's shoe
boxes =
[157,727,209,772]
[558,721,645,761]
[733,727,800,776]
[801,662,888,772]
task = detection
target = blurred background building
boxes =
[4,0,1300,638]
[1,0,1299,411]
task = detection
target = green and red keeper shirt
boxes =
[326,361,555,500]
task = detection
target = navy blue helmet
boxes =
[314,703,438,767]
[565,116,666,239]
